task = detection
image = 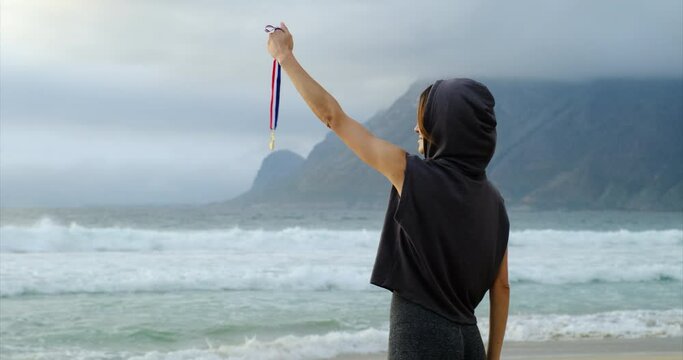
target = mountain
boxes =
[230,149,306,205]
[222,78,683,211]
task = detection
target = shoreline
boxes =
[332,336,683,359]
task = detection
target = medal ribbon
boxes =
[269,58,282,150]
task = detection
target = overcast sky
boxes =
[1,0,681,207]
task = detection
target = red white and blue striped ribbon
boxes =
[268,59,281,150]
[270,59,282,132]
[265,24,283,150]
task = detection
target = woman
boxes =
[267,22,510,360]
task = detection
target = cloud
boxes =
[1,0,681,207]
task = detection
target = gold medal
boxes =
[269,129,276,151]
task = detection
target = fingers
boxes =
[266,22,288,36]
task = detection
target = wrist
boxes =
[277,51,295,66]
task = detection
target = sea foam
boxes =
[9,309,680,360]
[1,217,681,297]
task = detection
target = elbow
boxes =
[492,281,511,293]
[321,112,334,129]
[321,106,342,130]
[320,98,344,130]
[490,286,510,300]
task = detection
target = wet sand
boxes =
[332,336,683,359]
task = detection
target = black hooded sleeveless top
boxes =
[370,78,510,325]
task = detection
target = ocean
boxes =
[0,207,681,359]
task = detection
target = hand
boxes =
[267,22,294,62]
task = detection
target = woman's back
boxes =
[370,78,509,325]
[371,152,509,325]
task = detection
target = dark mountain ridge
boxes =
[222,78,683,211]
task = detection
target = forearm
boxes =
[487,287,510,360]
[278,51,342,129]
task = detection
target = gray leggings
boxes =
[389,291,486,360]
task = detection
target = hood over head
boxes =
[422,78,497,179]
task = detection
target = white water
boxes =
[1,218,681,297]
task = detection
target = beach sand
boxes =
[332,336,683,359]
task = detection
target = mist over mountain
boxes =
[222,78,683,211]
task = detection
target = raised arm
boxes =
[487,248,509,360]
[267,22,407,195]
